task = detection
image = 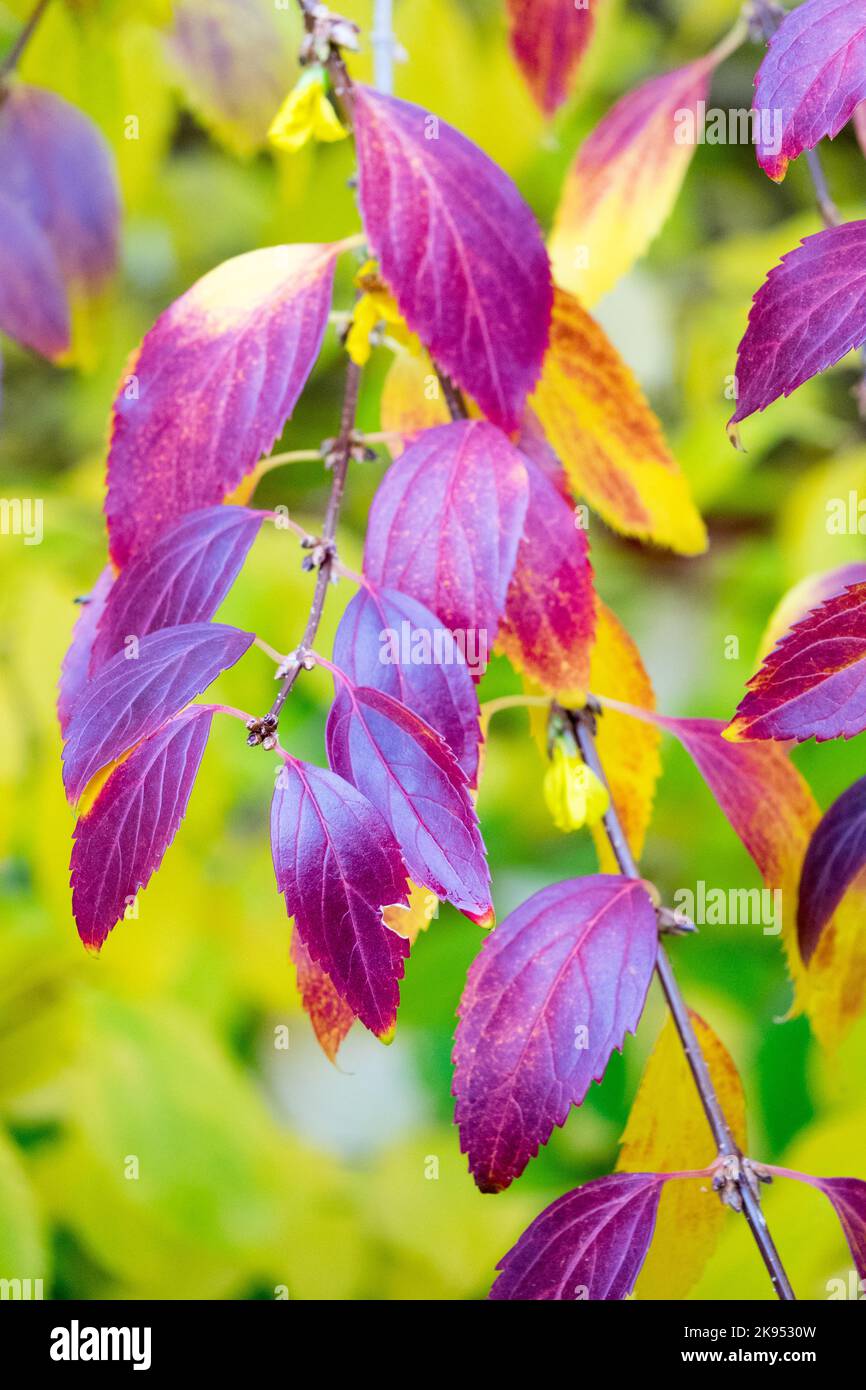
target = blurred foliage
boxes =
[1,0,864,1300]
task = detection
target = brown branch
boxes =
[569,704,797,1302]
[0,0,51,82]
[247,358,362,743]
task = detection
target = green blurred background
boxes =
[1,0,865,1300]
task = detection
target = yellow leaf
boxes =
[549,57,714,307]
[618,1011,747,1299]
[589,603,661,872]
[383,881,439,944]
[380,347,451,446]
[532,289,706,554]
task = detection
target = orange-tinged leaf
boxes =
[549,57,714,306]
[618,1011,747,1300]
[290,931,355,1065]
[531,289,706,554]
[589,604,661,873]
[380,347,450,447]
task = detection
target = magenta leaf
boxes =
[363,420,529,664]
[332,584,481,786]
[91,505,267,671]
[0,191,69,359]
[271,759,410,1038]
[490,1172,665,1300]
[0,84,119,293]
[105,242,340,566]
[767,1167,866,1280]
[798,775,866,963]
[728,580,866,742]
[754,0,866,181]
[812,1177,866,1279]
[353,86,552,429]
[506,0,598,117]
[57,566,115,737]
[62,622,254,803]
[730,222,866,427]
[71,705,215,950]
[326,680,491,924]
[454,877,658,1192]
[498,449,596,693]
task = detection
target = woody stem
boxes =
[568,705,796,1302]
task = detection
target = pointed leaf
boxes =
[271,760,410,1038]
[506,0,598,116]
[91,505,267,671]
[532,289,706,553]
[71,705,215,949]
[490,1172,665,1300]
[730,223,866,428]
[62,622,254,803]
[326,682,491,923]
[798,775,866,964]
[363,420,529,659]
[106,242,340,565]
[754,0,866,181]
[166,0,296,157]
[549,58,714,306]
[811,1177,866,1279]
[353,86,552,429]
[454,876,658,1192]
[498,448,596,693]
[757,563,866,662]
[0,191,69,358]
[290,931,356,1065]
[618,1011,747,1300]
[333,584,481,785]
[728,579,866,742]
[0,83,119,292]
[58,566,115,737]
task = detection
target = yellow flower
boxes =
[346,259,420,365]
[543,743,610,832]
[268,67,348,154]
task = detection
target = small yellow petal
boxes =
[268,68,345,153]
[345,294,380,366]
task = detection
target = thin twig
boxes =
[569,705,797,1301]
[252,358,362,738]
[0,0,51,80]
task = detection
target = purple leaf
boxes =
[332,584,481,786]
[798,775,866,963]
[363,420,529,664]
[727,580,866,742]
[326,681,492,924]
[0,83,119,292]
[490,1172,665,1300]
[730,222,866,427]
[754,0,866,181]
[62,622,254,804]
[71,705,215,950]
[91,505,267,671]
[0,191,69,359]
[106,242,340,566]
[498,449,596,694]
[57,566,115,737]
[768,1167,866,1281]
[813,1177,866,1280]
[454,877,658,1192]
[353,86,552,430]
[271,759,410,1038]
